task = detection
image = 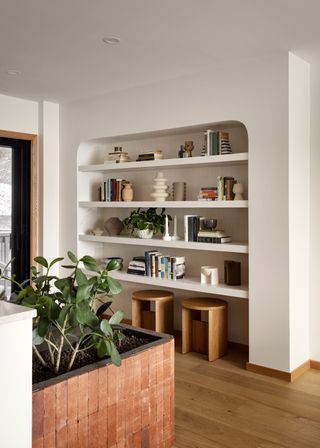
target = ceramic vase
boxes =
[104,217,124,236]
[201,266,219,285]
[122,183,133,201]
[233,183,244,200]
[136,228,154,239]
[150,171,169,201]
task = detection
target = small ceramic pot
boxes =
[92,228,104,236]
[136,229,154,239]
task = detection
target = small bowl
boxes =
[202,219,217,230]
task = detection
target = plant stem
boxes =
[45,339,56,365]
[67,341,80,372]
[55,319,67,374]
[33,344,48,368]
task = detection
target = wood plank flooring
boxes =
[173,343,320,448]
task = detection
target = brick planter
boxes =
[32,327,174,448]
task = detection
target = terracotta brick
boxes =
[141,389,150,427]
[148,348,157,387]
[88,412,100,448]
[156,346,164,385]
[125,357,134,396]
[77,416,88,448]
[149,385,157,423]
[97,406,108,447]
[125,395,134,440]
[67,422,78,448]
[32,438,43,448]
[149,423,157,448]
[133,355,142,392]
[43,431,55,448]
[156,419,164,447]
[78,373,89,419]
[67,376,79,425]
[56,381,67,432]
[107,364,119,407]
[107,403,117,448]
[98,366,108,410]
[116,399,125,444]
[163,379,171,440]
[88,370,98,415]
[56,426,68,448]
[119,358,128,400]
[33,390,44,440]
[125,433,134,448]
[163,342,171,375]
[140,351,149,390]
[133,430,142,448]
[43,385,55,436]
[141,426,150,448]
[133,393,142,434]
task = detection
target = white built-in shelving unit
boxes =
[77,121,249,302]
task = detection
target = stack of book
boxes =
[104,147,130,163]
[205,130,232,156]
[127,256,146,276]
[198,187,218,201]
[217,176,235,201]
[136,150,163,161]
[184,215,202,242]
[99,178,127,202]
[144,250,185,280]
[197,229,232,244]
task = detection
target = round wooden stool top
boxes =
[182,298,227,311]
[132,289,174,302]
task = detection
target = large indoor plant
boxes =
[123,207,171,239]
[0,251,124,374]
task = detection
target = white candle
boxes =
[165,215,169,235]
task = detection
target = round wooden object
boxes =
[182,298,227,311]
[132,289,174,302]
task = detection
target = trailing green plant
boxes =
[123,208,171,235]
[0,252,124,373]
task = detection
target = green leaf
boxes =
[38,318,50,337]
[106,259,120,271]
[75,301,90,325]
[76,284,92,303]
[109,310,124,325]
[106,276,123,295]
[83,262,99,273]
[58,305,70,326]
[34,256,48,268]
[68,306,78,327]
[76,269,88,287]
[67,251,78,263]
[110,341,121,366]
[100,319,113,337]
[49,257,64,268]
[97,339,108,358]
[32,328,44,345]
[81,255,96,265]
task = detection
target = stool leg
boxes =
[208,308,228,361]
[132,299,142,328]
[155,299,173,334]
[182,307,192,354]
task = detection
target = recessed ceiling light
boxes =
[102,36,120,45]
[6,69,21,76]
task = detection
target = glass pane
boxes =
[0,146,12,297]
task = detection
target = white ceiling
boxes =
[0,0,319,103]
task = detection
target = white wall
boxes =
[288,54,310,370]
[60,54,300,371]
[310,61,320,362]
[0,93,38,134]
[40,101,60,270]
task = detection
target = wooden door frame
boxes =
[0,130,39,264]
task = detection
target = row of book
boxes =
[127,250,186,280]
[99,178,127,202]
[205,130,232,156]
[184,215,232,244]
[217,176,235,201]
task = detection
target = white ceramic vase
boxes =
[233,183,244,200]
[150,171,169,201]
[201,266,219,285]
[136,228,154,239]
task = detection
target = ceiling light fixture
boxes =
[6,69,21,75]
[102,36,121,45]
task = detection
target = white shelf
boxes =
[78,153,248,173]
[109,270,248,299]
[79,200,248,209]
[79,234,249,254]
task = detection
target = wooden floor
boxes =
[173,343,320,448]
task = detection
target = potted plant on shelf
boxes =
[0,252,175,447]
[123,207,172,239]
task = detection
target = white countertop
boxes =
[0,301,36,325]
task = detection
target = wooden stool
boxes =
[132,289,174,334]
[182,298,228,361]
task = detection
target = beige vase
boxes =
[122,183,133,201]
